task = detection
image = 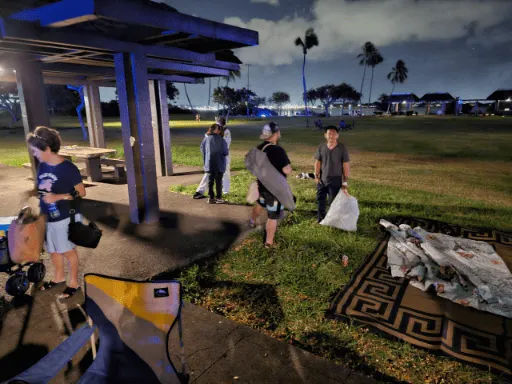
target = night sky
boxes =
[103,0,512,106]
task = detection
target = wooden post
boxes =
[115,51,160,224]
[84,84,105,148]
[149,80,173,177]
[15,58,50,181]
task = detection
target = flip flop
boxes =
[39,280,66,291]
[58,287,84,304]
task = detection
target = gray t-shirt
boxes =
[314,142,350,184]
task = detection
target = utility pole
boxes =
[246,64,251,116]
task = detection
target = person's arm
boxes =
[341,162,350,195]
[222,139,229,157]
[314,146,322,183]
[43,184,85,203]
[282,164,292,175]
[223,129,231,149]
[314,160,321,184]
[42,164,86,204]
[200,137,206,158]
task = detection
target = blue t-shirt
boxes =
[37,160,82,222]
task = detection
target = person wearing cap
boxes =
[314,125,350,223]
[249,122,292,248]
[193,116,231,198]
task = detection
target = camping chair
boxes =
[3,274,187,384]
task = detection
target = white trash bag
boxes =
[320,192,359,231]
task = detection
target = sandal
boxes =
[264,243,277,249]
[59,286,81,299]
[39,280,66,291]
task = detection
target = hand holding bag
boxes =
[68,199,102,248]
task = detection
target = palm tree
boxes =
[357,42,377,114]
[367,52,384,106]
[222,70,241,121]
[387,60,408,113]
[295,28,319,128]
[225,69,241,88]
[183,83,194,114]
[207,78,211,107]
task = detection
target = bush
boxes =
[406,111,414,116]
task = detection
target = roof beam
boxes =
[42,62,115,76]
[0,18,233,67]
[147,74,202,84]
[0,72,114,86]
[11,0,258,47]
[146,59,230,77]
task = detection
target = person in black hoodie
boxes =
[200,123,229,204]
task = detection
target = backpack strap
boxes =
[261,143,274,152]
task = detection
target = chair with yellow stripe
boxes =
[3,274,187,384]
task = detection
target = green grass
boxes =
[2,115,512,383]
[166,116,511,384]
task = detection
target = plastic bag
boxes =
[246,181,259,204]
[320,192,359,231]
[7,207,45,264]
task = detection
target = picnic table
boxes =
[59,146,117,182]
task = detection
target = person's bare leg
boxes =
[51,252,66,283]
[251,204,263,222]
[62,248,79,288]
[265,218,278,245]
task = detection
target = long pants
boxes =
[208,171,224,199]
[316,180,341,222]
[197,155,230,194]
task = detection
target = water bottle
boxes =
[48,202,60,219]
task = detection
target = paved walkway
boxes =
[0,163,376,383]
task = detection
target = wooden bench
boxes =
[99,158,126,179]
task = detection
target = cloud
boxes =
[225,0,512,66]
[250,0,279,6]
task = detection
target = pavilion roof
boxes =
[486,89,512,101]
[0,0,258,85]
[388,93,420,103]
[420,92,455,102]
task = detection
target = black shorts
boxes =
[257,190,283,220]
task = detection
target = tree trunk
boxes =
[183,84,194,115]
[207,78,211,107]
[387,83,396,114]
[217,78,221,111]
[368,66,375,107]
[359,64,367,114]
[341,99,345,116]
[324,103,329,117]
[302,53,310,128]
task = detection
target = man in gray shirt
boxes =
[314,125,351,223]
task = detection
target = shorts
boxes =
[45,214,83,254]
[257,191,283,220]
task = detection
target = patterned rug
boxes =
[326,217,512,376]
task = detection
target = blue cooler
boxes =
[0,217,16,268]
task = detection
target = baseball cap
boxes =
[324,125,339,133]
[260,122,279,140]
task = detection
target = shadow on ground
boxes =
[0,198,243,382]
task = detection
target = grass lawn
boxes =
[1,115,512,383]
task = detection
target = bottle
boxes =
[48,202,60,219]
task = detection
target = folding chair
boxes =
[3,274,187,384]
